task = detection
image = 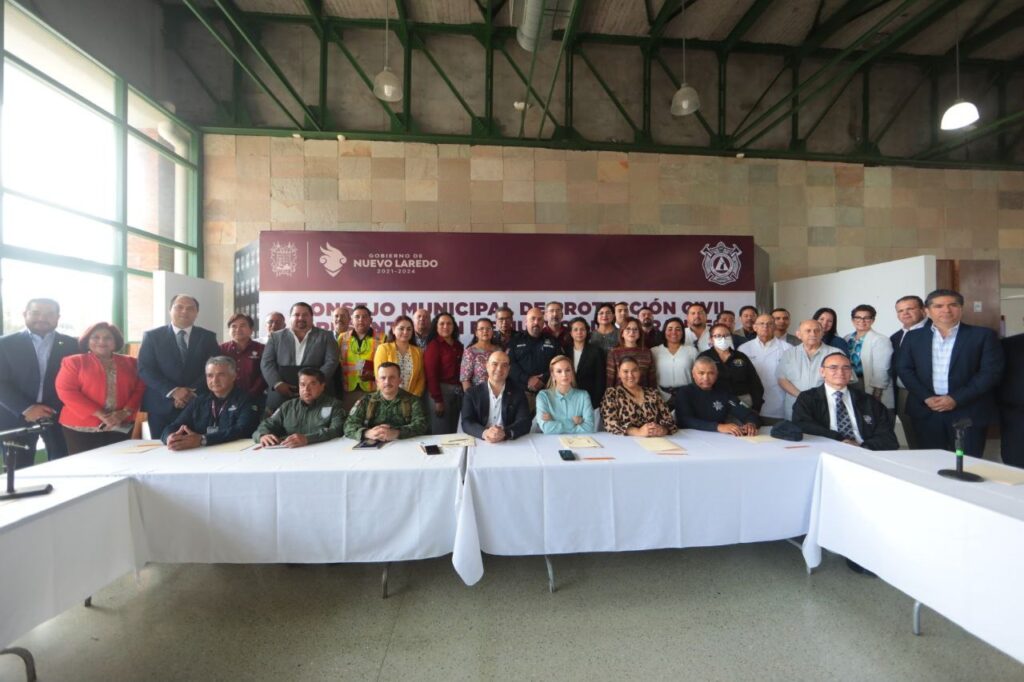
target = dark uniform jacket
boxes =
[161,386,261,445]
[461,381,532,441]
[697,348,765,411]
[508,332,560,392]
[674,384,759,432]
[792,385,898,451]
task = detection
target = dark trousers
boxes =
[1000,408,1024,469]
[2,423,67,470]
[61,426,131,455]
[913,413,988,458]
[895,388,921,449]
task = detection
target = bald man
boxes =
[776,320,847,419]
[460,350,531,442]
[507,307,560,397]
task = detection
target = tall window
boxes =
[1,0,200,340]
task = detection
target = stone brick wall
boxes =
[204,134,1024,322]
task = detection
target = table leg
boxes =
[913,600,923,636]
[381,563,390,600]
[0,647,37,682]
[544,555,556,594]
[84,596,92,607]
[784,537,813,574]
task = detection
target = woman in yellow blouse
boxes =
[373,315,425,396]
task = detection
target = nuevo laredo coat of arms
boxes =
[700,241,743,286]
[270,242,298,277]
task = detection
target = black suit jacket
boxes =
[792,385,898,451]
[889,319,931,394]
[0,330,80,430]
[999,333,1024,410]
[574,343,607,409]
[897,322,1004,426]
[460,381,532,440]
[138,325,220,419]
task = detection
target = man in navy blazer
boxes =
[998,332,1024,469]
[0,298,79,468]
[138,295,220,438]
[897,289,1004,457]
[888,295,930,448]
[461,351,531,442]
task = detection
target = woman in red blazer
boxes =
[55,322,146,454]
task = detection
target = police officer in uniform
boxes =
[674,357,759,436]
[508,307,560,411]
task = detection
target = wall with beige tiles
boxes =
[204,134,1024,321]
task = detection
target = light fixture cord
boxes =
[953,6,960,98]
[384,1,390,69]
[682,1,687,84]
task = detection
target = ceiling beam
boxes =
[721,0,775,55]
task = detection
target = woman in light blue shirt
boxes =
[535,355,595,434]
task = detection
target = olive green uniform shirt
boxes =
[343,388,428,441]
[253,392,346,444]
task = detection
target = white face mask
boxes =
[713,337,733,351]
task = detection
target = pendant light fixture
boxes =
[373,1,402,103]
[940,8,978,131]
[670,0,700,117]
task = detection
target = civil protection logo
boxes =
[269,242,298,277]
[320,242,347,277]
[700,241,742,286]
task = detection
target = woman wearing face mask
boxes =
[697,323,764,410]
[535,355,595,434]
[605,317,657,389]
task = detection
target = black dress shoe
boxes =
[846,559,876,577]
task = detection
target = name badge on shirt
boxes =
[864,415,873,424]
[228,405,238,411]
[207,426,219,434]
[321,406,332,418]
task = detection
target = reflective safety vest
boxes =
[339,330,380,393]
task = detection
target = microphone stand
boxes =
[1,422,55,500]
[937,418,984,482]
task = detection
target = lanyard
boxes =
[210,398,228,427]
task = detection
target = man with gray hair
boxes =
[162,356,261,450]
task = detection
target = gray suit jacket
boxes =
[260,327,339,391]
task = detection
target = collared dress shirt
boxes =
[776,343,844,419]
[534,387,595,434]
[931,323,959,396]
[738,336,787,419]
[27,329,56,402]
[824,384,864,443]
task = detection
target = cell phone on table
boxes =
[421,443,442,455]
[558,449,577,461]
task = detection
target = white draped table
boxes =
[452,431,824,585]
[802,449,1024,664]
[19,438,465,564]
[1,476,138,649]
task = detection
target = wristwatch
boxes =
[200,435,208,447]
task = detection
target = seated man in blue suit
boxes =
[162,356,261,450]
[461,350,531,443]
[138,294,220,438]
[0,298,79,468]
[793,352,898,451]
[898,288,1004,457]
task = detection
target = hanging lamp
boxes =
[670,1,700,116]
[940,9,977,131]
[373,1,402,103]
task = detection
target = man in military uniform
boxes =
[674,357,759,436]
[162,356,261,450]
[254,368,346,448]
[344,362,428,443]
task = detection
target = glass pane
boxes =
[1,63,117,220]
[126,273,153,343]
[3,1,116,113]
[127,234,190,274]
[127,136,192,242]
[3,192,117,264]
[128,91,194,154]
[1,258,113,337]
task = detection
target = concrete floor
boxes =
[2,543,1021,681]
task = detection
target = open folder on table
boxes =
[739,434,777,444]
[119,442,163,453]
[559,435,601,449]
[634,437,686,454]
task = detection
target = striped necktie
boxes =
[834,390,856,440]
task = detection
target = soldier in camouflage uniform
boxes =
[344,362,428,443]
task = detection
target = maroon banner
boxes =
[261,232,755,292]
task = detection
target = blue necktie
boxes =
[177,329,188,362]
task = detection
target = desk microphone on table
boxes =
[937,418,984,482]
[1,422,55,500]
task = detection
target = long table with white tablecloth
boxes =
[802,448,1024,664]
[451,430,824,584]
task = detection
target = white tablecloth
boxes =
[452,431,824,584]
[20,438,464,564]
[802,449,1024,664]
[1,477,138,647]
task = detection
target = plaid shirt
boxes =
[930,324,959,396]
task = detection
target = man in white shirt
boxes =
[460,351,531,442]
[684,302,711,351]
[738,314,787,423]
[776,320,845,420]
[261,302,339,412]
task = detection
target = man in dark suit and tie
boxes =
[897,288,1004,457]
[260,302,339,413]
[138,294,220,439]
[461,351,531,442]
[0,298,80,468]
[888,295,930,448]
[998,332,1024,469]
[793,351,898,451]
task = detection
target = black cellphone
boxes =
[422,444,443,455]
[558,449,576,461]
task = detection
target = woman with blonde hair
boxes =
[535,355,595,434]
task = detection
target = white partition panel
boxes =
[153,271,225,342]
[774,256,935,338]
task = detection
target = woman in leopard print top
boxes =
[601,356,677,437]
